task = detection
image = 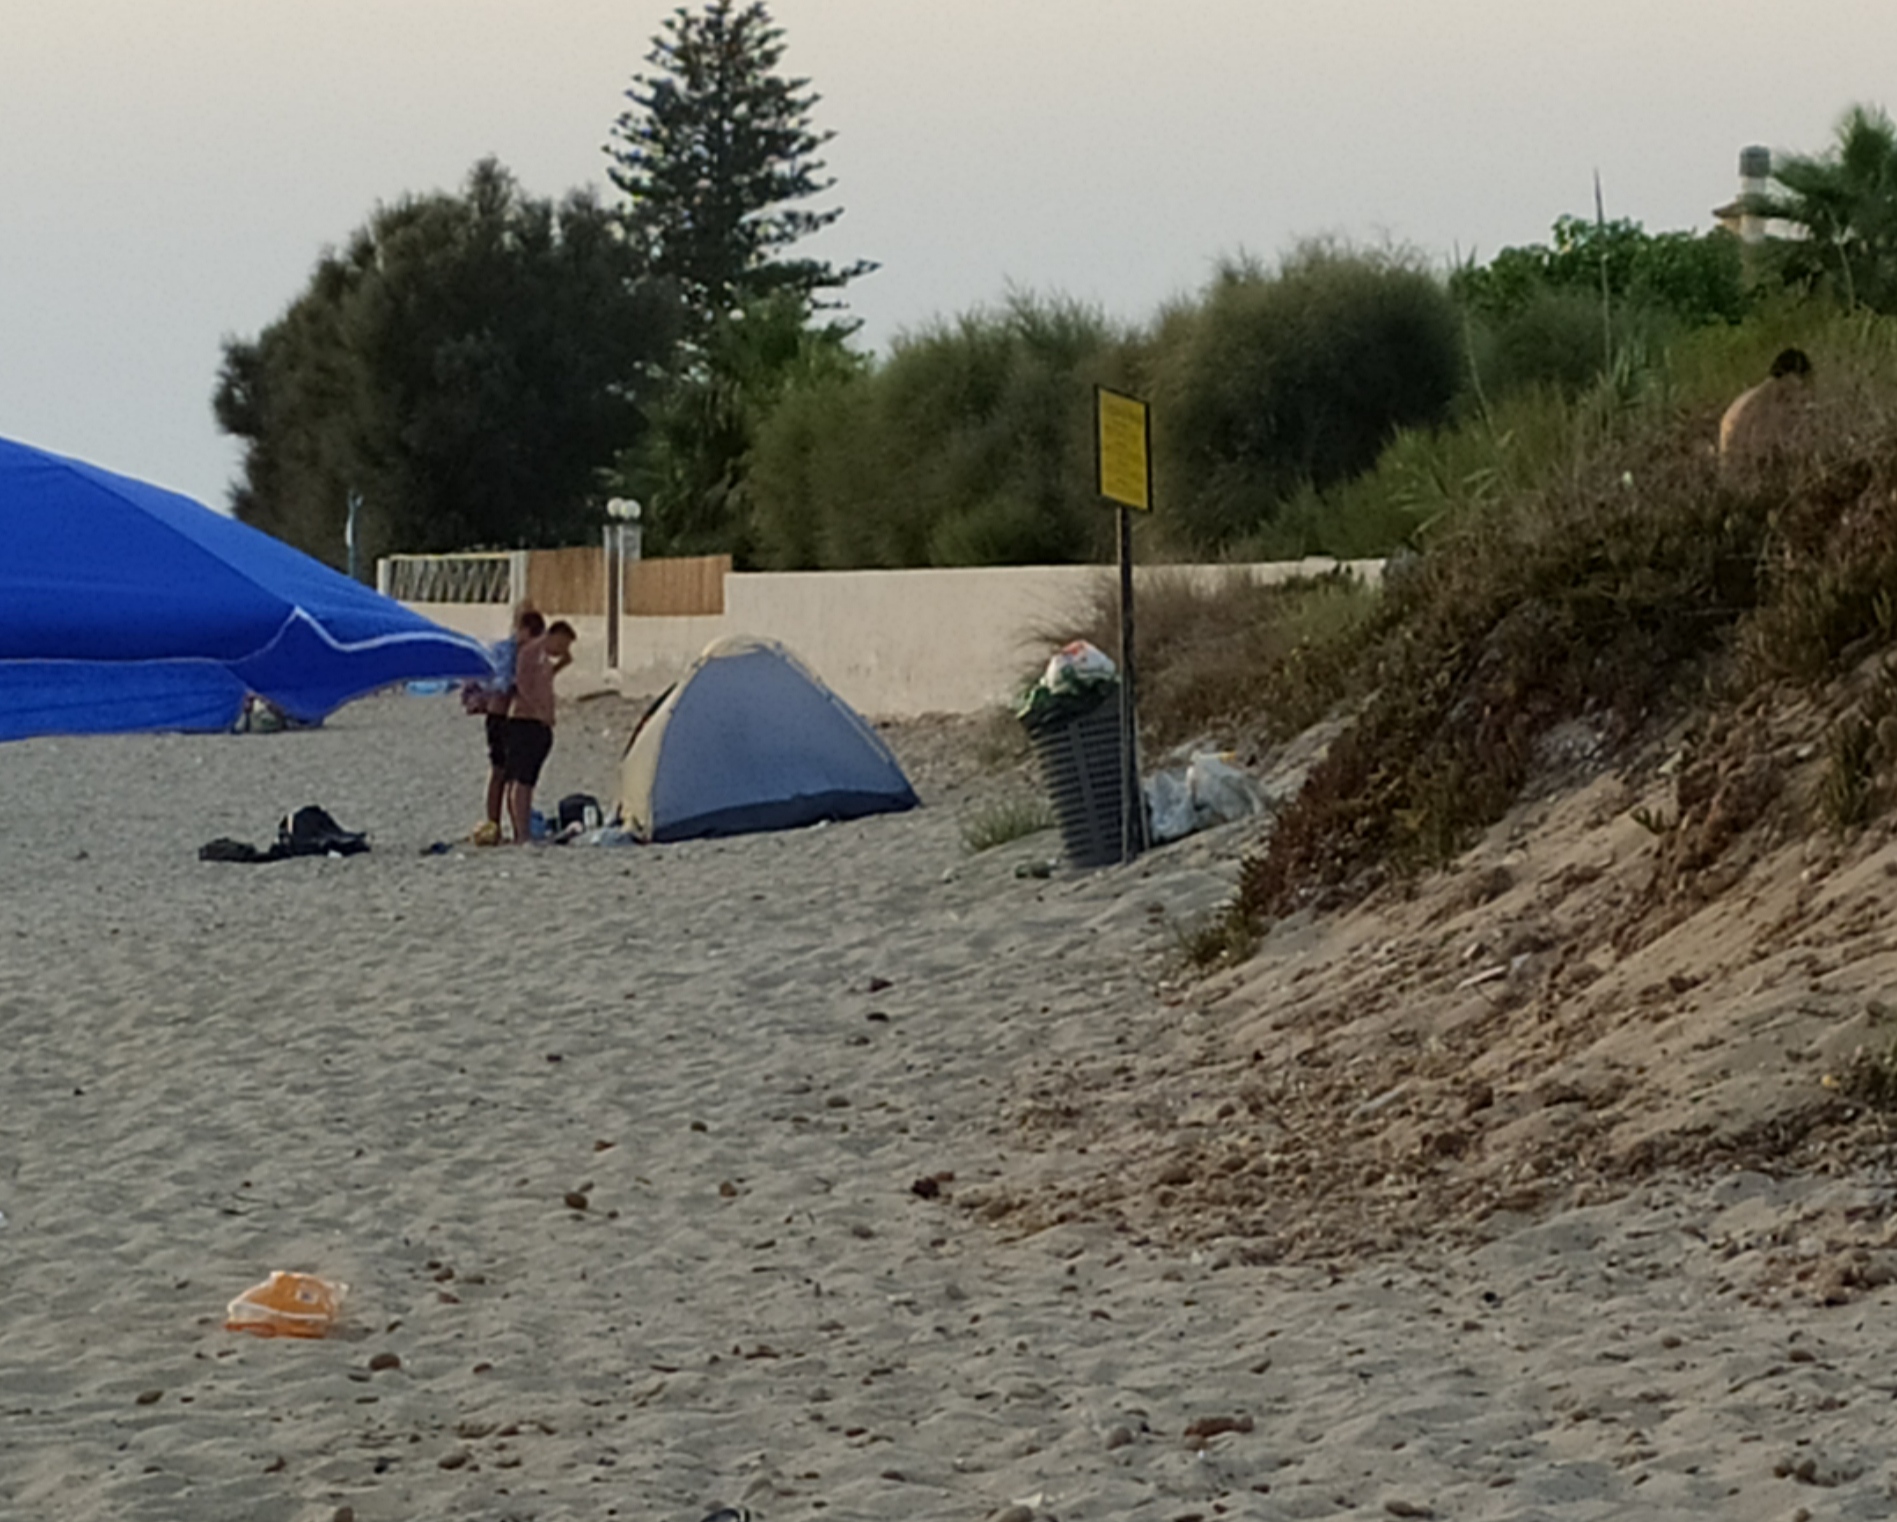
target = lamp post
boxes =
[604,497,643,671]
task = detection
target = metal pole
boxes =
[604,524,622,670]
[1117,503,1144,864]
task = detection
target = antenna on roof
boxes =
[1594,169,1613,369]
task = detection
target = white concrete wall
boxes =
[405,559,1379,717]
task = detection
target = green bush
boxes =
[1147,245,1464,555]
[1472,288,1614,397]
[749,294,1126,568]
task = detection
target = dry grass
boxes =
[959,795,1057,853]
[1059,567,1379,755]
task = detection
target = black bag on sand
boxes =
[200,806,369,863]
[277,805,370,858]
[557,793,603,831]
[198,837,268,864]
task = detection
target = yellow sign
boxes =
[1095,387,1151,512]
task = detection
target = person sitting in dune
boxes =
[1718,347,1814,467]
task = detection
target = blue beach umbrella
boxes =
[0,435,494,741]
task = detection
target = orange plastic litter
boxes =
[224,1271,347,1339]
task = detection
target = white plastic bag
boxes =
[1187,752,1262,827]
[1145,768,1195,844]
[1041,640,1117,693]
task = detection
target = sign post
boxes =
[1095,386,1152,864]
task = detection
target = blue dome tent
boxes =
[0,435,493,741]
[619,636,919,842]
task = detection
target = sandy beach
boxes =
[5,690,1897,1522]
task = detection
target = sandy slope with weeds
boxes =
[976,694,1897,1279]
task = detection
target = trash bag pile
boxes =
[1016,640,1121,730]
[1145,752,1265,843]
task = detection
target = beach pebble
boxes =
[1385,1502,1434,1519]
[331,1509,355,1522]
[134,1389,163,1406]
[438,1449,471,1470]
[368,1352,401,1372]
[1181,1414,1253,1445]
[564,1191,590,1210]
[1104,1425,1134,1450]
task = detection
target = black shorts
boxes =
[503,718,554,787]
[485,712,509,770]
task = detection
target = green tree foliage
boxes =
[605,0,873,337]
[1147,246,1465,554]
[748,295,1124,568]
[215,161,678,565]
[1750,103,1897,313]
[615,292,863,561]
[603,1,872,557]
[1452,216,1751,399]
[1454,215,1750,327]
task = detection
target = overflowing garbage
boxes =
[1016,639,1264,851]
[1016,640,1120,729]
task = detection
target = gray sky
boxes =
[4,0,1893,511]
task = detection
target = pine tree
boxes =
[605,0,873,336]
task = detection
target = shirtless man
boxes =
[503,620,576,844]
[472,605,543,843]
[1718,347,1813,467]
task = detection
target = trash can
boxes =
[1023,689,1145,869]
